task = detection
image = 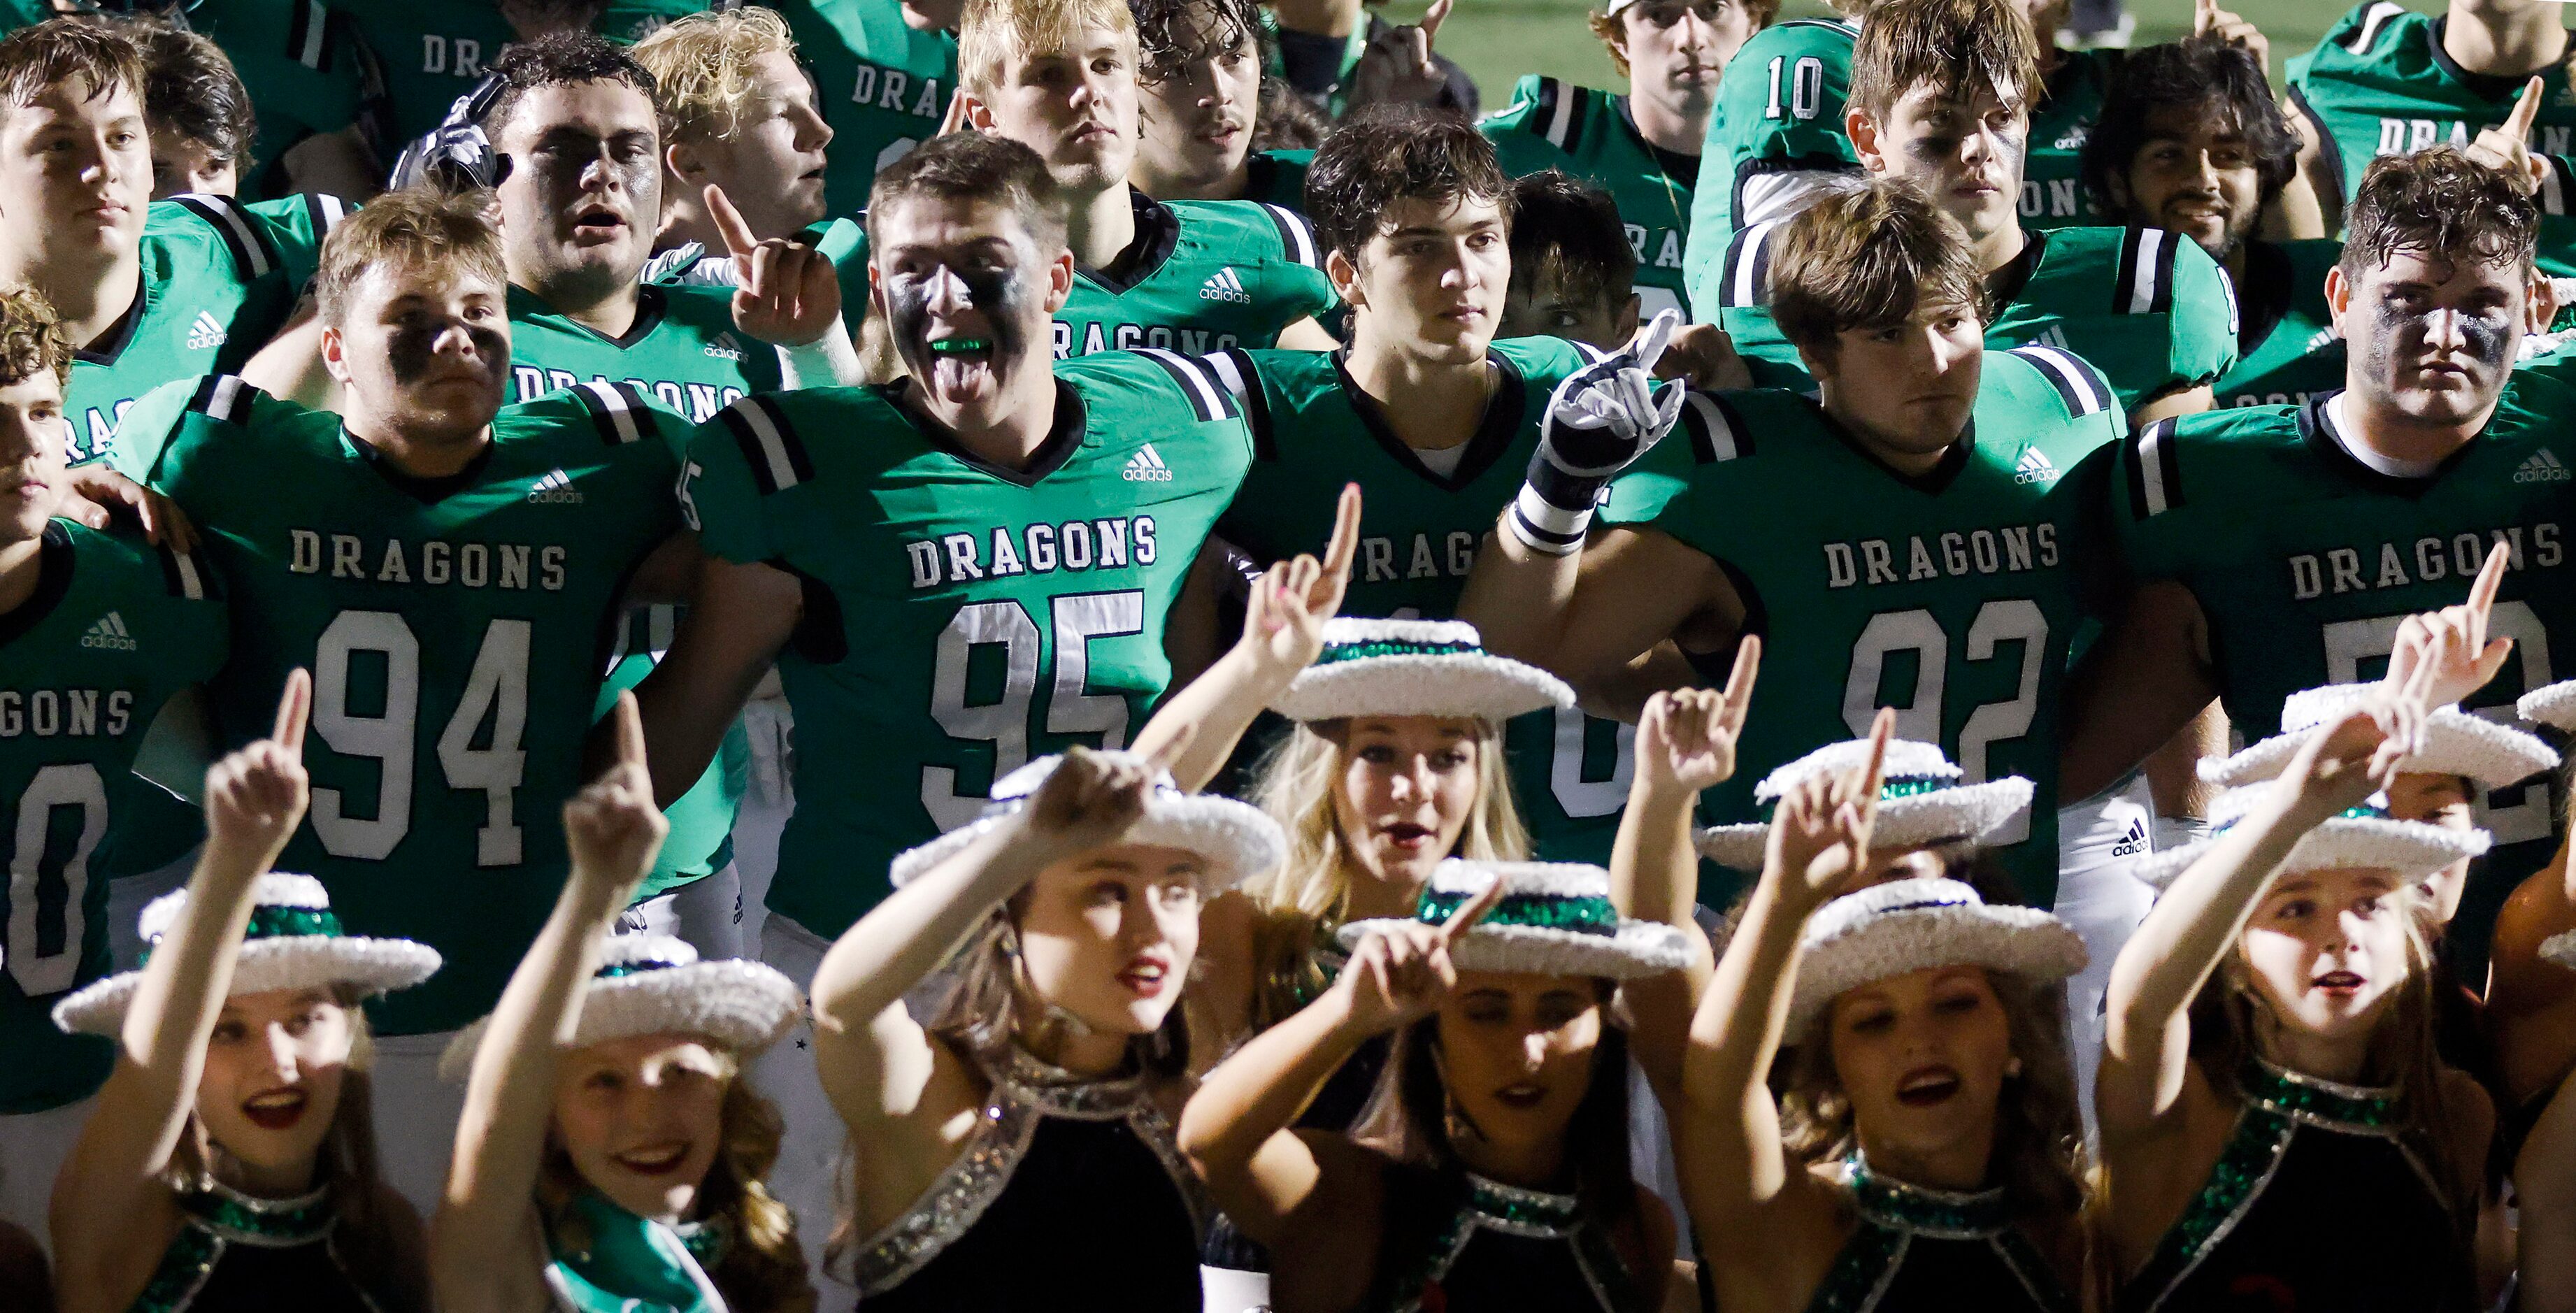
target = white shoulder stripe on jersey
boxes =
[733,398,804,492]
[294,0,328,69]
[171,551,205,601]
[2126,227,2166,316]
[2137,419,2175,516]
[1727,220,1781,308]
[1202,348,1252,409]
[1682,392,1738,461]
[1136,348,1230,422]
[1261,203,1321,268]
[2345,1,2407,53]
[2547,158,2571,217]
[2009,344,2112,417]
[314,193,350,232]
[578,380,643,445]
[195,373,252,424]
[1542,80,1577,149]
[174,193,273,280]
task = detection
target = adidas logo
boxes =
[2013,447,2059,486]
[527,468,585,503]
[2110,816,2147,859]
[704,332,747,361]
[80,611,136,652]
[1122,443,1175,482]
[2034,326,2071,350]
[185,310,227,351]
[2517,448,2573,485]
[1198,267,1251,304]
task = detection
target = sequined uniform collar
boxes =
[1805,1156,2072,1313]
[851,1041,1205,1293]
[1368,1172,1647,1313]
[131,1180,379,1313]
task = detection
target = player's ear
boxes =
[318,322,352,387]
[2527,266,2557,336]
[664,140,702,185]
[1045,248,1076,314]
[961,92,999,135]
[1847,107,1886,173]
[2322,262,2351,333]
[1325,247,1363,308]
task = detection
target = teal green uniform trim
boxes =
[1682,17,1859,320]
[544,1190,729,1313]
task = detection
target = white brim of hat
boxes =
[2201,715,2557,791]
[1695,777,2035,871]
[1783,904,2087,1038]
[1335,917,1692,981]
[54,936,443,1036]
[888,791,1283,891]
[2131,815,2492,889]
[1271,652,1574,723]
[2524,681,2576,731]
[438,958,805,1081]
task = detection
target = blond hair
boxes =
[957,0,1137,98]
[1238,718,1529,1028]
[313,187,506,328]
[631,7,799,145]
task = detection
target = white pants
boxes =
[729,766,794,954]
[0,1098,91,1249]
[368,1030,469,1217]
[751,913,855,1307]
[616,863,744,960]
[2053,775,2159,1144]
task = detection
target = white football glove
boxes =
[1512,309,1687,554]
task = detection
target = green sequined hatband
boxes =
[595,959,687,980]
[1314,638,1486,666]
[1418,888,1620,936]
[141,905,344,966]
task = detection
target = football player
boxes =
[1128,0,1310,208]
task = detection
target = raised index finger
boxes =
[1419,0,1452,45]
[2469,540,2508,626]
[2510,78,2546,142]
[612,689,647,771]
[703,184,760,265]
[1852,707,1894,816]
[1720,635,1762,726]
[1434,871,1508,945]
[1322,483,1361,584]
[272,668,311,759]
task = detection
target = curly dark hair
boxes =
[1305,106,1512,264]
[1509,170,1636,310]
[2342,146,2542,279]
[1131,0,1260,82]
[2082,35,2298,221]
[483,29,657,140]
[0,284,73,387]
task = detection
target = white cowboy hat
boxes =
[2201,683,2557,790]
[441,935,803,1080]
[1695,738,2033,873]
[1270,619,1573,723]
[2130,785,2493,889]
[1337,860,1692,981]
[887,750,1286,891]
[54,873,441,1036]
[2521,679,2576,731]
[1783,877,2087,1039]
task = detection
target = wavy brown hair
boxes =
[538,1056,813,1313]
[1240,717,1529,1030]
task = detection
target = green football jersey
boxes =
[2215,238,2346,410]
[114,375,687,1034]
[504,283,781,424]
[67,193,343,466]
[1710,224,2238,415]
[802,192,1335,357]
[334,0,710,145]
[596,605,749,902]
[0,521,224,1114]
[677,352,1254,936]
[771,0,957,217]
[1602,345,2127,903]
[2023,50,2116,230]
[180,0,369,198]
[1205,338,1661,864]
[2289,1,2576,276]
[1682,17,1858,322]
[1242,150,1315,211]
[2102,378,2576,963]
[1483,76,1699,322]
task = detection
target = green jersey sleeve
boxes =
[1712,20,1861,222]
[676,401,786,566]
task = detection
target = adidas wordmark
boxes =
[528,468,585,503]
[2517,449,2572,485]
[186,310,227,351]
[2013,448,2059,487]
[1123,444,1175,482]
[82,611,136,652]
[1199,267,1251,305]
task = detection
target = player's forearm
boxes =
[280,126,384,203]
[1455,528,1577,665]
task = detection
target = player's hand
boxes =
[1636,638,1759,801]
[61,465,196,553]
[1345,0,1453,109]
[938,86,973,138]
[709,184,842,348]
[2468,78,2549,197]
[1763,708,1890,909]
[1540,308,1686,478]
[1016,738,1187,866]
[564,692,669,895]
[2194,0,2269,78]
[1656,322,1752,392]
[2387,542,2515,708]
[204,670,312,871]
[1242,483,1360,684]
[1332,870,1504,1035]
